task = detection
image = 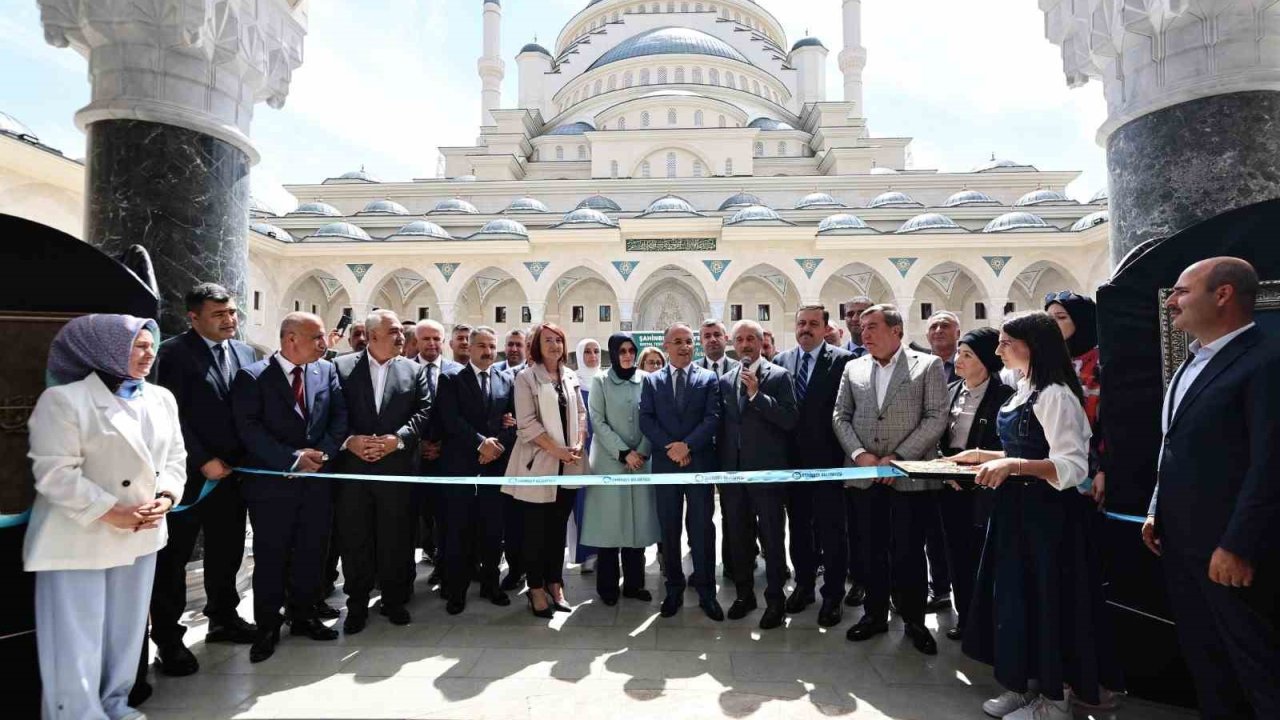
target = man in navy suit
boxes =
[148,283,259,676]
[413,319,460,581]
[492,328,527,373]
[232,312,348,663]
[774,305,854,627]
[333,310,432,633]
[639,322,725,621]
[436,326,518,614]
[1143,257,1280,718]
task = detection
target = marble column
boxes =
[1038,1,1280,265]
[39,0,307,337]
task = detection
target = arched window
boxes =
[674,67,685,83]
[618,116,626,130]
[724,158,733,175]
[722,8,729,19]
[641,111,651,127]
[608,75,617,90]
[666,152,677,178]
[657,67,667,83]
[640,160,651,178]
[640,68,650,84]
[752,80,760,95]
[610,160,619,178]
[754,141,764,156]
[740,74,748,89]
[694,110,704,126]
[692,160,703,177]
[726,74,735,89]
[692,67,703,83]
[718,114,726,127]
[777,141,787,156]
[556,146,565,160]
[709,68,719,84]
[667,108,677,125]
[577,145,587,160]
[733,11,741,21]
[613,11,620,21]
[624,70,634,87]
[594,79,603,95]
[533,148,540,161]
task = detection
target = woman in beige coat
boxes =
[503,322,587,617]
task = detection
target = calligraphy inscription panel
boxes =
[625,238,717,252]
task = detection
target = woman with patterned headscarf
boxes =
[25,314,187,719]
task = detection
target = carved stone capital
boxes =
[1039,0,1280,142]
[38,0,308,163]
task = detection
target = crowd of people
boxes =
[20,256,1278,720]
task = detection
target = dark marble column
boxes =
[1106,90,1280,265]
[85,119,250,337]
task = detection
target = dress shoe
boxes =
[156,642,199,677]
[290,617,339,641]
[547,584,571,612]
[344,609,368,635]
[500,572,524,592]
[946,626,963,641]
[426,570,442,587]
[699,596,725,622]
[527,591,555,619]
[249,627,280,663]
[659,594,683,618]
[727,596,758,620]
[205,616,258,644]
[382,605,411,625]
[599,593,619,606]
[480,585,511,606]
[313,601,340,620]
[845,617,889,642]
[925,593,952,613]
[817,597,844,628]
[904,621,938,655]
[785,586,815,614]
[446,598,466,615]
[621,587,652,602]
[759,603,785,630]
[843,584,866,608]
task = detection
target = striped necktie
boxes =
[795,351,810,403]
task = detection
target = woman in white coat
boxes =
[25,314,187,720]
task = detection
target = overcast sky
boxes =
[0,0,1107,212]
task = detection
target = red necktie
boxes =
[291,365,309,422]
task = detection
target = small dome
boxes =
[943,189,997,207]
[250,222,293,242]
[557,208,617,227]
[504,196,550,213]
[869,167,899,175]
[336,168,378,182]
[984,212,1052,233]
[640,194,699,216]
[1089,188,1109,204]
[898,213,962,234]
[249,196,278,217]
[1071,210,1110,232]
[311,222,372,241]
[474,218,529,238]
[791,36,827,52]
[588,26,750,71]
[428,198,480,215]
[391,220,453,240]
[358,198,410,215]
[719,192,764,211]
[546,121,596,136]
[519,42,551,56]
[817,214,871,233]
[748,117,795,131]
[795,192,846,210]
[1015,189,1074,207]
[726,205,787,225]
[868,191,922,209]
[291,201,343,217]
[973,157,1034,173]
[576,195,622,212]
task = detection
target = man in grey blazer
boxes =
[717,320,798,630]
[833,304,949,655]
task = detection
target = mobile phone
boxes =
[336,313,353,336]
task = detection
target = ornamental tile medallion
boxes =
[794,258,823,279]
[523,261,550,281]
[347,263,373,283]
[983,255,1012,276]
[435,262,459,282]
[611,260,638,280]
[889,257,917,278]
[702,259,731,281]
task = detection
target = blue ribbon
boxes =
[0,510,31,529]
[232,465,908,487]
[171,479,219,513]
[1105,511,1149,525]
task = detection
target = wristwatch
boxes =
[155,491,177,505]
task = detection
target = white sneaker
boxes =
[982,690,1039,718]
[1005,695,1071,720]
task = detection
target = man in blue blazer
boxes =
[1143,257,1280,718]
[639,322,725,621]
[232,312,348,663]
[436,326,518,614]
[149,283,259,676]
[774,306,854,627]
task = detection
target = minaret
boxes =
[839,0,867,114]
[478,0,505,127]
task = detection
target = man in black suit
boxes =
[717,319,798,630]
[148,283,258,676]
[1143,257,1280,718]
[493,328,527,373]
[698,319,738,377]
[333,310,432,632]
[232,312,348,663]
[436,326,518,614]
[922,310,962,614]
[413,319,460,577]
[774,305,853,627]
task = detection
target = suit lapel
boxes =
[306,363,324,433]
[1169,328,1260,432]
[879,351,913,410]
[377,357,401,418]
[89,375,155,471]
[812,346,833,385]
[186,331,230,396]
[263,357,302,425]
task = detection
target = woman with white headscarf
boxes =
[568,338,602,570]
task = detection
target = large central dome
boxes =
[587,27,750,71]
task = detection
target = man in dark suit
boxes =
[698,318,739,377]
[1143,257,1280,718]
[717,320,797,630]
[639,322,724,621]
[232,312,348,663]
[922,310,962,614]
[833,304,949,655]
[774,305,854,627]
[492,328,527,373]
[148,283,258,676]
[436,326,517,614]
[841,296,873,358]
[333,310,432,632]
[413,319,460,580]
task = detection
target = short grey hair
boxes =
[365,309,400,331]
[926,310,961,327]
[279,311,321,339]
[861,303,904,329]
[506,328,527,340]
[700,318,727,334]
[415,319,445,336]
[845,295,874,308]
[731,319,764,341]
[470,325,498,343]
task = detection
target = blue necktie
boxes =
[795,352,810,403]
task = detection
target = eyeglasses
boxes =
[1044,290,1078,304]
[617,347,637,356]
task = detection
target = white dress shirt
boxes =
[1002,378,1091,490]
[706,356,728,376]
[797,345,822,385]
[871,345,905,409]
[946,377,989,450]
[1162,322,1255,432]
[367,353,392,413]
